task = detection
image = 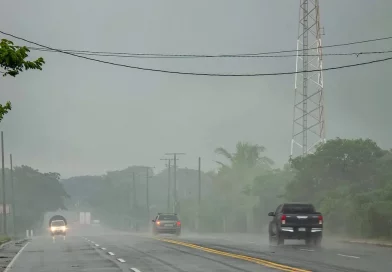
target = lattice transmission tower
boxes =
[290,0,326,158]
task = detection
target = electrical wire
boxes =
[1,30,392,77]
[21,35,392,58]
[25,47,392,59]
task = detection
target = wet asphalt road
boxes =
[2,227,392,272]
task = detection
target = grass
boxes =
[0,235,11,245]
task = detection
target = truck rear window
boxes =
[283,204,315,214]
[158,215,178,221]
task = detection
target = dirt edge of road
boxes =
[340,239,392,248]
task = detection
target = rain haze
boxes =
[0,1,392,272]
[1,0,391,177]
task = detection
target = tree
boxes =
[212,142,275,232]
[286,138,392,238]
[0,39,45,122]
[13,166,68,234]
[215,142,274,170]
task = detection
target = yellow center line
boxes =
[155,238,312,272]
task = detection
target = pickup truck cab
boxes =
[268,203,323,247]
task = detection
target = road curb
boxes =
[0,240,13,250]
[340,240,392,248]
[0,238,30,250]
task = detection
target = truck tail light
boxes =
[176,221,181,226]
[281,214,286,224]
[318,215,323,224]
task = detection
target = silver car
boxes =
[152,213,181,236]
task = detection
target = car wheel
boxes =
[268,234,274,245]
[277,232,284,246]
[313,237,322,248]
[175,231,181,237]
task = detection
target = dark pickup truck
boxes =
[268,203,323,247]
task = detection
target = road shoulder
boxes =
[340,238,392,247]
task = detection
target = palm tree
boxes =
[214,141,274,169]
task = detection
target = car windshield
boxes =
[158,215,178,221]
[283,204,315,214]
[51,220,65,227]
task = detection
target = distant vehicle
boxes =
[268,203,323,247]
[50,219,67,236]
[152,213,181,236]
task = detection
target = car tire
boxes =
[175,231,181,237]
[276,232,284,246]
[268,234,274,245]
[313,237,322,248]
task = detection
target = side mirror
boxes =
[152,219,155,222]
[268,212,275,216]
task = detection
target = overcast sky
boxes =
[0,0,391,178]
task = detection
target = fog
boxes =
[0,0,390,178]
[0,0,391,249]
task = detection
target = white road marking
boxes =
[4,242,30,272]
[108,252,115,256]
[117,258,126,263]
[130,268,142,272]
[95,244,100,247]
[337,254,360,259]
[101,247,107,250]
[300,248,314,252]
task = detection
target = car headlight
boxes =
[51,227,55,231]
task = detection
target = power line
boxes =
[20,35,392,58]
[1,30,392,77]
[26,47,392,59]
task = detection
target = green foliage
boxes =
[60,138,392,238]
[0,39,45,122]
[0,235,10,244]
[0,39,45,77]
[286,138,392,238]
[62,166,166,229]
[185,141,275,232]
[0,101,11,123]
[13,166,68,234]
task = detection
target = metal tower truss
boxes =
[291,0,325,158]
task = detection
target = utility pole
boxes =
[196,157,201,232]
[290,0,325,159]
[165,153,185,213]
[10,154,15,237]
[160,157,178,212]
[198,157,201,206]
[132,172,137,209]
[145,167,154,221]
[146,167,149,220]
[167,160,171,212]
[160,158,171,212]
[1,132,6,235]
